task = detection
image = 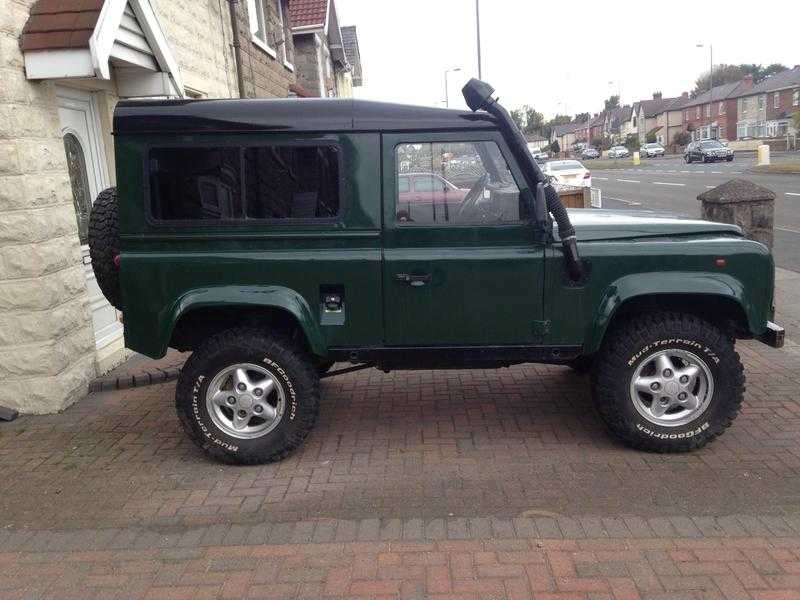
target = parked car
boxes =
[608,145,630,159]
[581,147,600,160]
[531,150,548,163]
[397,172,469,221]
[640,143,665,158]
[685,140,734,163]
[88,78,782,465]
[542,159,592,188]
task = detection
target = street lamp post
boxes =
[444,67,461,108]
[475,0,482,79]
[697,44,713,139]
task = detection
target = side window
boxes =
[244,145,340,219]
[150,148,242,221]
[394,141,523,226]
[149,144,340,222]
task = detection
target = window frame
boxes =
[274,0,294,71]
[794,89,799,106]
[144,139,346,228]
[390,136,529,229]
[248,0,277,58]
[774,92,780,109]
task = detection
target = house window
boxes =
[794,89,799,106]
[718,102,725,115]
[695,106,700,119]
[774,92,780,109]
[719,126,726,139]
[273,0,293,70]
[248,0,276,57]
[758,95,765,110]
[394,141,523,226]
[705,104,710,117]
[741,98,747,115]
[684,110,689,121]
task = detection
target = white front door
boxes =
[56,86,124,355]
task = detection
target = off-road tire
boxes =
[88,187,122,309]
[175,327,320,465]
[592,312,744,452]
[566,356,593,374]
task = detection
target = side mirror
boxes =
[534,183,548,228]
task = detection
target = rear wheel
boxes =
[592,311,744,452]
[175,327,320,465]
[684,155,692,164]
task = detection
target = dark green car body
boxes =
[113,98,778,370]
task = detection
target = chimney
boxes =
[742,74,754,89]
[653,92,662,100]
[681,91,689,99]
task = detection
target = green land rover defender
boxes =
[88,79,784,465]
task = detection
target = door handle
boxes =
[394,273,431,287]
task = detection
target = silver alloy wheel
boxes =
[205,363,285,439]
[629,349,714,427]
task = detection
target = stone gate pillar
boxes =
[698,179,776,249]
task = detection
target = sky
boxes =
[334,0,799,119]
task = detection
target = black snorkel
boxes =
[462,78,584,282]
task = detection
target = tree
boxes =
[550,139,561,155]
[646,131,657,144]
[541,114,572,140]
[603,95,620,112]
[691,63,789,97]
[624,134,640,152]
[591,136,613,151]
[673,131,692,147]
[523,106,544,134]
[510,108,524,131]
[573,112,590,123]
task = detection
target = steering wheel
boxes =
[455,174,488,222]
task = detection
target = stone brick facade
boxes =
[0,0,296,414]
[1,1,97,414]
[237,0,296,98]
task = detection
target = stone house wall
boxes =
[293,33,322,96]
[1,0,98,413]
[237,0,296,98]
[0,0,296,414]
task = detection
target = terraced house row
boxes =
[550,66,800,151]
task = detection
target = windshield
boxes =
[700,140,724,148]
[547,161,583,171]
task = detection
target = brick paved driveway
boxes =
[1,339,799,599]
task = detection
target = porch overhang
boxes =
[22,0,183,98]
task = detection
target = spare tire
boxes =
[88,187,122,310]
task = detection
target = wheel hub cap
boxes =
[205,363,285,439]
[629,349,714,427]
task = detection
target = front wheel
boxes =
[592,312,744,452]
[175,327,320,465]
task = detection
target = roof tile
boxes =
[288,0,328,29]
[20,0,102,52]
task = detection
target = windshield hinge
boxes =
[532,320,551,336]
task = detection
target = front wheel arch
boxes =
[587,291,750,355]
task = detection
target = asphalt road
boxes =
[588,152,800,272]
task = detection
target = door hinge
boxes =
[532,320,551,336]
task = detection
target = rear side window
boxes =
[150,148,242,221]
[244,146,339,219]
[149,144,340,222]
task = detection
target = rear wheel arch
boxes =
[167,288,327,358]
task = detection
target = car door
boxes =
[381,131,546,346]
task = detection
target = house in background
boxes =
[289,0,360,98]
[550,122,580,150]
[735,67,800,140]
[636,93,682,144]
[681,79,749,142]
[619,102,638,141]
